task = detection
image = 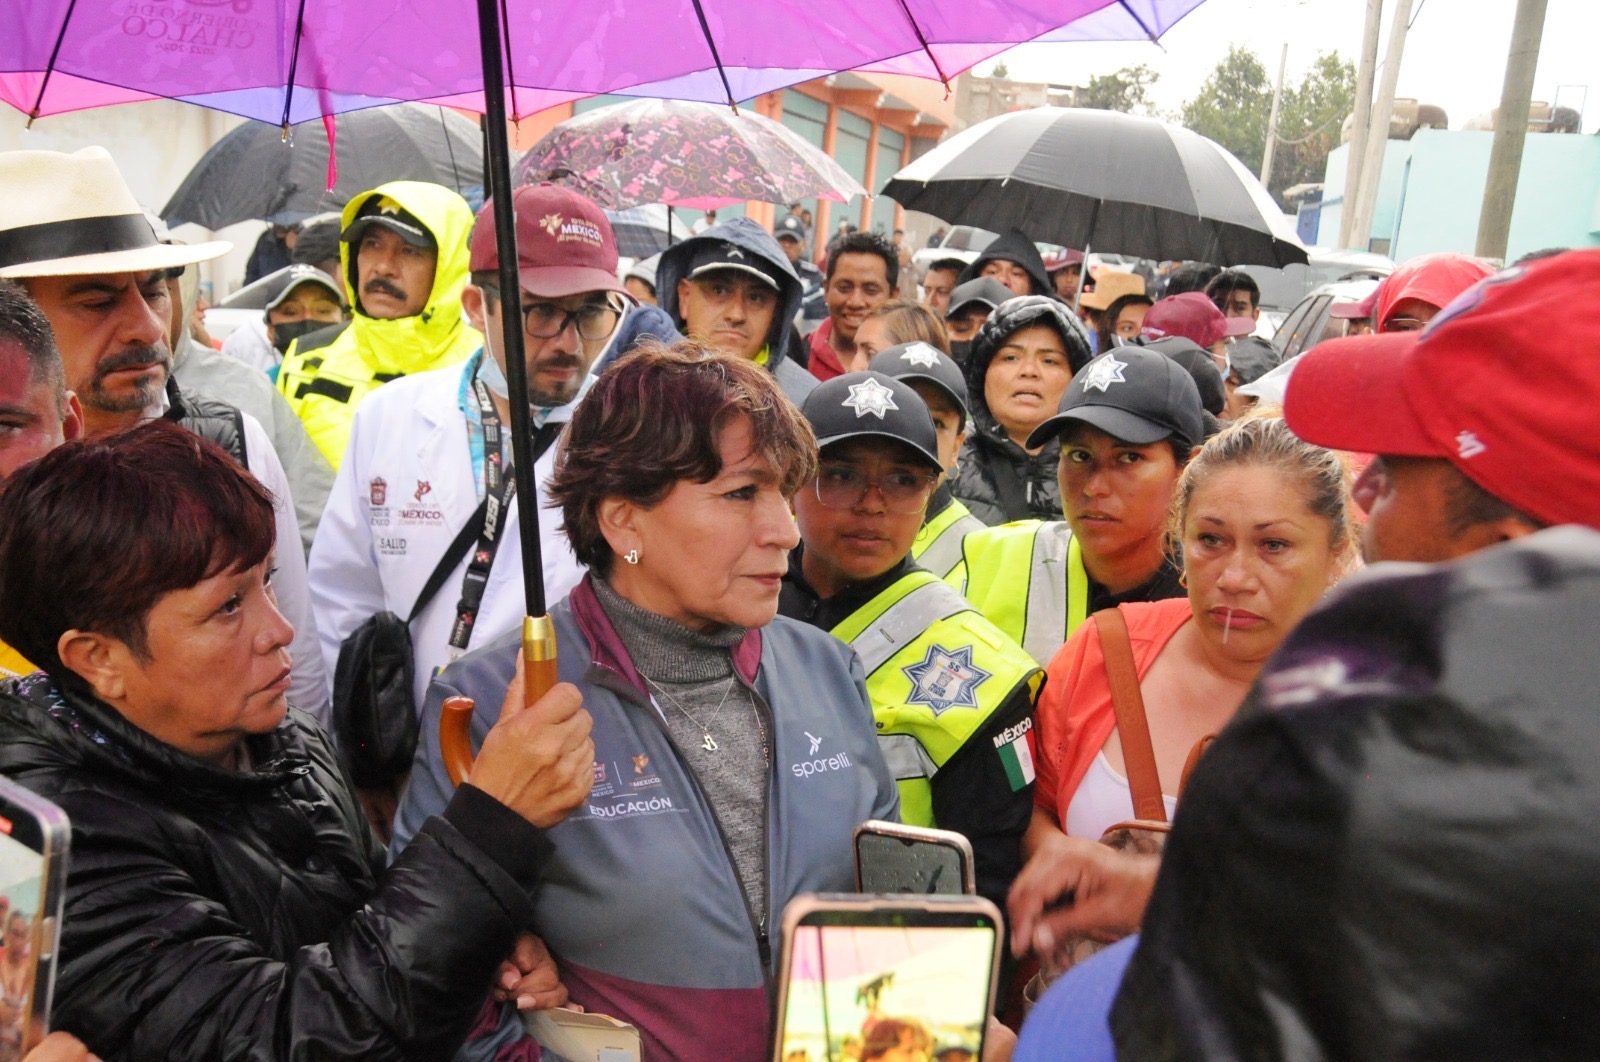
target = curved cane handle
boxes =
[441,696,478,787]
[440,615,560,787]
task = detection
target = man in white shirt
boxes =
[0,146,330,725]
[309,184,626,827]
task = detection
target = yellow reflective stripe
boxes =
[913,505,984,579]
[1067,533,1089,637]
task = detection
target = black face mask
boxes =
[948,340,972,363]
[271,318,329,354]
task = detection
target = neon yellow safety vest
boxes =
[830,569,1042,827]
[911,497,985,580]
[946,519,1088,669]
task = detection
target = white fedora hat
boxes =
[0,147,231,279]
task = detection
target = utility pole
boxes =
[1340,0,1384,247]
[1260,42,1289,192]
[1475,0,1548,261]
[1344,0,1413,254]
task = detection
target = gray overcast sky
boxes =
[984,0,1599,134]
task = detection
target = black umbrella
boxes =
[881,107,1308,268]
[161,104,483,229]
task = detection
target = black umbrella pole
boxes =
[478,0,558,723]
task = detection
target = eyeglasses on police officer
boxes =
[813,464,937,514]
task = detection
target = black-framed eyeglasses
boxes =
[813,465,937,514]
[482,286,622,341]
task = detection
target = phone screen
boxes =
[778,914,996,1062]
[855,833,968,896]
[0,821,47,1062]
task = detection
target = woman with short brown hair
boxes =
[396,341,899,1061]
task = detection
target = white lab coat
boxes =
[308,358,586,713]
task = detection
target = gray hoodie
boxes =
[657,217,816,406]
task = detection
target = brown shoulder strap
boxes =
[1094,608,1166,823]
[1179,734,1216,796]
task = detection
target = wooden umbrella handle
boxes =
[441,615,559,786]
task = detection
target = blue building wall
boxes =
[1317,129,1600,261]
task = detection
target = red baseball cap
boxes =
[1284,249,1600,529]
[1372,251,1493,329]
[468,184,626,299]
[1140,291,1255,347]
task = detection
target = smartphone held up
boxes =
[772,893,1002,1062]
[0,778,68,1062]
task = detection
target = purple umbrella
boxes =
[1,0,1215,751]
[515,99,865,211]
[3,1,1211,123]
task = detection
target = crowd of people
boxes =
[0,137,1593,1062]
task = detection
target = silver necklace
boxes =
[643,673,737,752]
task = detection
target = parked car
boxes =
[909,225,997,282]
[1272,277,1382,362]
[1238,248,1393,338]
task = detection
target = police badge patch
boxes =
[901,643,992,716]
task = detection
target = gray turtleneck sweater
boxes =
[592,577,771,928]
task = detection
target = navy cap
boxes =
[341,194,436,251]
[869,341,969,422]
[1027,348,1205,450]
[685,240,781,290]
[774,215,807,243]
[800,371,943,470]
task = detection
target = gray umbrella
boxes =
[882,107,1308,268]
[161,104,483,230]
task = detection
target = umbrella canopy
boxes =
[162,104,483,230]
[3,0,1210,123]
[605,204,676,258]
[881,107,1308,267]
[514,98,864,211]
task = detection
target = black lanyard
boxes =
[448,378,519,651]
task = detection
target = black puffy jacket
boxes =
[0,673,547,1061]
[951,296,1092,525]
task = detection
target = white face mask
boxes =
[476,348,511,400]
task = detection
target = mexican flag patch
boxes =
[993,718,1036,791]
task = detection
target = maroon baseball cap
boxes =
[1284,250,1600,530]
[1140,292,1255,347]
[468,184,626,299]
[1328,279,1382,320]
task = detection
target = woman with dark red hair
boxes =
[0,420,595,1060]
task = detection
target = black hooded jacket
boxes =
[0,672,548,1060]
[1113,526,1600,1059]
[951,296,1093,525]
[957,228,1052,297]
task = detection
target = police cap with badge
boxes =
[801,370,944,470]
[868,341,970,423]
[1027,347,1205,451]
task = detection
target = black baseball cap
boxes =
[1027,348,1205,450]
[869,341,969,422]
[341,194,437,251]
[263,264,344,313]
[946,276,1012,318]
[800,371,943,470]
[685,239,781,290]
[1138,335,1226,416]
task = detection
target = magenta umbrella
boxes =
[515,99,865,211]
